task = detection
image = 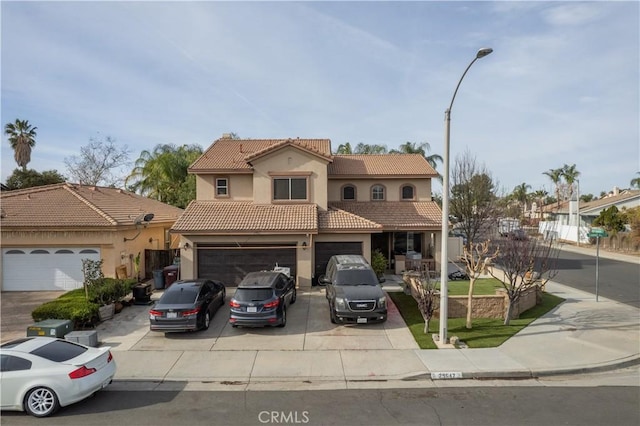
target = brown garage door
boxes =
[313,242,362,285]
[197,244,296,286]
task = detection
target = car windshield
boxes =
[30,340,87,362]
[159,287,198,304]
[335,269,378,286]
[233,288,274,302]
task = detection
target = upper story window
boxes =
[216,178,229,197]
[274,177,307,201]
[401,184,415,201]
[371,184,385,201]
[342,185,356,201]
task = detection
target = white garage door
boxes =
[2,248,101,291]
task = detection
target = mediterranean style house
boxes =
[172,135,444,288]
[0,183,184,291]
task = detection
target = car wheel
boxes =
[24,386,59,417]
[291,287,297,304]
[202,312,211,330]
[278,307,287,327]
[221,290,226,306]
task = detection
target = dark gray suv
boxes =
[319,255,387,324]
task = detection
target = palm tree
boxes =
[125,144,202,207]
[631,172,640,189]
[561,163,581,200]
[391,141,444,170]
[543,168,563,210]
[4,119,37,171]
[512,182,531,218]
[532,189,548,218]
[335,142,353,154]
[354,142,387,154]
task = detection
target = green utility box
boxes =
[27,319,73,338]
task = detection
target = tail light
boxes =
[149,309,163,317]
[182,308,200,317]
[69,366,97,379]
[107,351,113,363]
[263,299,280,309]
[229,300,240,308]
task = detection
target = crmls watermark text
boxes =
[258,411,310,424]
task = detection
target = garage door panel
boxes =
[2,248,100,291]
[197,245,296,286]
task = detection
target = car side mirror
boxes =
[378,276,386,283]
[317,274,329,286]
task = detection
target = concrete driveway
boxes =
[1,286,418,352]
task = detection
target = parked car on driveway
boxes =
[229,271,296,328]
[319,255,387,324]
[0,337,116,417]
[149,279,226,332]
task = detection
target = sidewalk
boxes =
[98,279,640,392]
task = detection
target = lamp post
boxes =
[438,47,493,344]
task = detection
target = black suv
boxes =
[229,271,296,328]
[319,255,387,324]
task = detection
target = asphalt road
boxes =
[2,385,639,426]
[554,248,640,307]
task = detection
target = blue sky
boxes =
[2,1,638,197]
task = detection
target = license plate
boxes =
[247,307,257,313]
[357,318,367,324]
[167,312,177,318]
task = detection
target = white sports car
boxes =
[0,336,116,417]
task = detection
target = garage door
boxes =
[314,242,362,284]
[2,248,101,291]
[197,244,296,286]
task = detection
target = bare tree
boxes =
[450,149,501,247]
[403,271,437,334]
[488,236,559,325]
[460,241,500,329]
[64,135,131,186]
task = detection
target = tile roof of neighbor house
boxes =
[329,201,442,230]
[329,155,438,177]
[318,207,383,232]
[171,202,318,234]
[0,183,184,228]
[189,138,332,172]
[542,190,640,214]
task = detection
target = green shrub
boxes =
[32,291,99,327]
[371,249,388,278]
[88,278,136,305]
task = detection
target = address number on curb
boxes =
[431,372,463,380]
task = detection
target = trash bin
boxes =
[163,264,179,288]
[152,269,165,290]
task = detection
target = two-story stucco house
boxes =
[172,135,443,287]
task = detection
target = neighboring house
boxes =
[539,188,640,244]
[0,183,184,291]
[171,135,443,287]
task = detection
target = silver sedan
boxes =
[0,337,116,417]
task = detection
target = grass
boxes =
[444,278,504,295]
[389,284,565,349]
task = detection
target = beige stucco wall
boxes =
[327,178,432,202]
[179,234,314,287]
[0,225,170,288]
[196,174,253,201]
[250,147,329,209]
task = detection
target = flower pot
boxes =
[98,303,115,321]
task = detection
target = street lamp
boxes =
[438,47,493,344]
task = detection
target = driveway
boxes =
[1,285,418,352]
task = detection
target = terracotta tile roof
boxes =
[329,201,442,230]
[0,183,184,228]
[318,207,383,233]
[171,201,318,234]
[190,138,332,172]
[329,155,438,177]
[542,190,640,214]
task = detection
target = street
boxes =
[554,247,640,307]
[2,372,639,426]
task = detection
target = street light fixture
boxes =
[438,47,493,344]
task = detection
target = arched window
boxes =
[371,185,385,201]
[342,185,356,201]
[401,184,415,201]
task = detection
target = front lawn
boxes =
[389,285,564,349]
